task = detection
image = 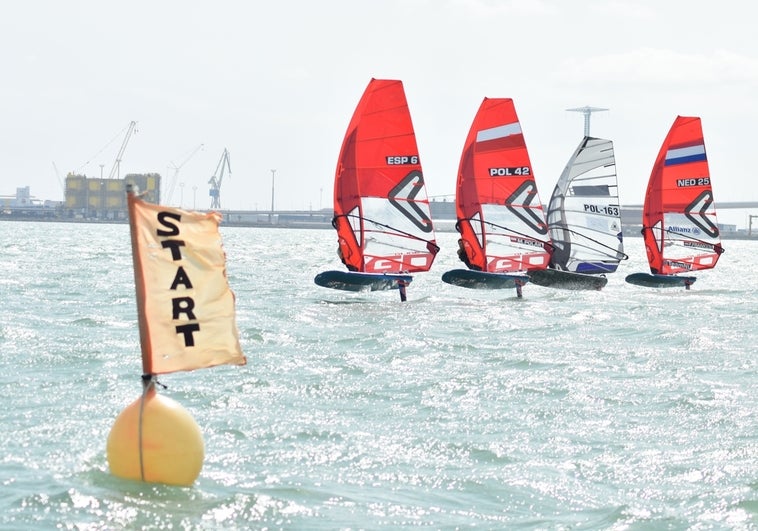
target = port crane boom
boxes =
[208,148,231,209]
[165,143,204,205]
[108,121,138,179]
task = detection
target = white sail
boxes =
[546,137,626,274]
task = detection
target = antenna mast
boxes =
[566,106,608,136]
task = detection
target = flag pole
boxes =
[126,184,154,377]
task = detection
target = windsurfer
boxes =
[337,245,358,272]
[457,239,481,271]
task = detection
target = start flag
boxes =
[128,190,246,374]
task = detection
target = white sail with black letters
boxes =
[546,136,626,274]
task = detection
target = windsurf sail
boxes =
[455,98,551,273]
[546,137,627,274]
[332,78,439,274]
[641,116,723,275]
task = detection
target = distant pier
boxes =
[1,199,757,238]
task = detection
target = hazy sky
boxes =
[2,0,756,224]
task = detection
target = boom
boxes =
[108,121,138,179]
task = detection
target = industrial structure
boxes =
[165,144,204,206]
[108,121,137,180]
[64,173,161,220]
[208,148,231,209]
[57,120,163,220]
[566,106,608,136]
[750,215,758,237]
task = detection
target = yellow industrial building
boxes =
[64,173,161,219]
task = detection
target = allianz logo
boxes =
[667,226,691,233]
[668,225,702,235]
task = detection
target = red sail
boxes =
[333,79,438,274]
[455,98,550,273]
[642,116,723,275]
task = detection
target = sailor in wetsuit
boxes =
[337,246,359,271]
[639,226,658,274]
[457,239,481,271]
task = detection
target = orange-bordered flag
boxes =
[128,189,246,374]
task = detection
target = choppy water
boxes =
[0,221,756,530]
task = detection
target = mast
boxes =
[125,184,154,375]
[566,106,608,136]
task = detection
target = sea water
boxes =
[0,221,755,530]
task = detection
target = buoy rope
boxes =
[138,375,167,482]
[138,375,153,482]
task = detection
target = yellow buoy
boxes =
[107,385,204,486]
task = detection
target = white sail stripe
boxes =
[476,122,521,142]
[665,144,705,160]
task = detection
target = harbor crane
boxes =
[51,162,65,198]
[165,143,204,205]
[76,120,137,178]
[208,148,231,209]
[108,121,138,179]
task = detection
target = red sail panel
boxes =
[333,79,438,274]
[455,98,550,273]
[642,116,723,275]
